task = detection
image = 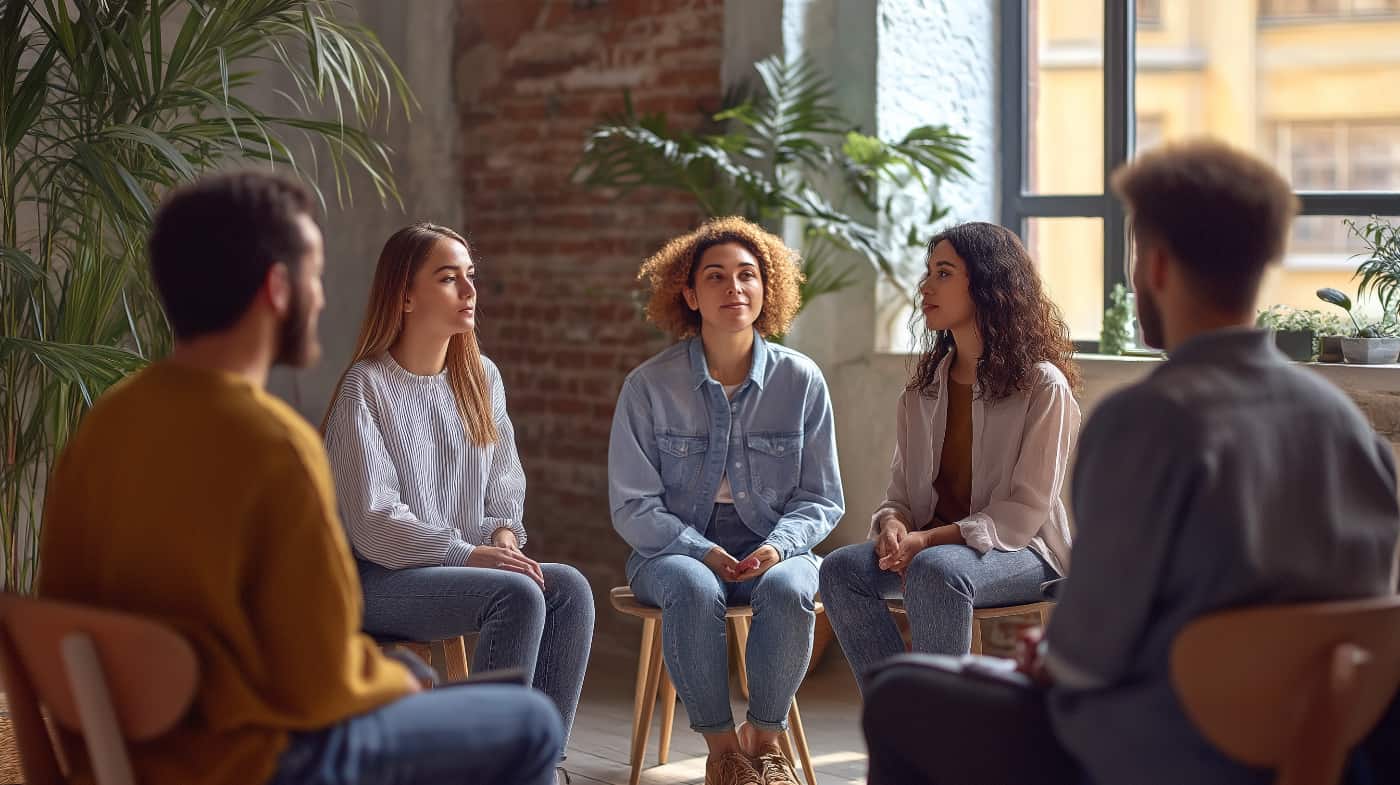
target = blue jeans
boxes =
[267,684,562,785]
[820,540,1055,693]
[357,561,595,742]
[630,504,820,734]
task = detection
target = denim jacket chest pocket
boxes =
[656,431,709,491]
[746,431,802,507]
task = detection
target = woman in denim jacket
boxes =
[820,222,1081,694]
[609,217,844,785]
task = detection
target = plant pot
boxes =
[1340,337,1400,364]
[1317,335,1345,363]
[1272,329,1316,362]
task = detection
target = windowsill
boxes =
[1078,352,1400,392]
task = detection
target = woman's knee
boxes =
[905,546,975,597]
[819,542,877,595]
[646,558,725,614]
[542,563,596,620]
[489,569,548,622]
[753,565,817,616]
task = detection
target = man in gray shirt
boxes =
[861,140,1400,785]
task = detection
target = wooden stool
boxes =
[376,635,470,683]
[610,586,819,785]
[886,599,1055,655]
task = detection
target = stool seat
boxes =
[373,634,470,683]
[610,586,823,619]
[885,598,1055,655]
[612,585,819,785]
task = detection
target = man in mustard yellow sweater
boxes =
[38,172,563,785]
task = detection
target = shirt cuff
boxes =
[957,514,994,554]
[445,541,474,567]
[482,518,528,549]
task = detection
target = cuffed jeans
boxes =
[267,684,563,785]
[357,561,595,743]
[820,540,1055,693]
[629,504,819,734]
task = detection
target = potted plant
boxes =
[1,1,410,593]
[1256,306,1318,362]
[1317,288,1400,364]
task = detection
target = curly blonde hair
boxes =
[638,216,805,340]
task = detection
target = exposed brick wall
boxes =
[456,0,724,654]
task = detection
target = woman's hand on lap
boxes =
[467,545,545,589]
[729,545,780,582]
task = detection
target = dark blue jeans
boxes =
[267,684,562,785]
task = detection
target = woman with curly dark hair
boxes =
[819,222,1080,693]
[609,217,844,785]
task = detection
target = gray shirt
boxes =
[1046,328,1399,785]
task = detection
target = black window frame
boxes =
[999,0,1400,353]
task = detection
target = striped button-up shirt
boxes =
[324,352,527,568]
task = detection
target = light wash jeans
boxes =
[820,540,1055,694]
[630,504,820,734]
[357,561,595,743]
[267,684,562,785]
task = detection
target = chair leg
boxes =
[788,699,817,785]
[630,620,665,785]
[970,616,983,656]
[732,616,751,700]
[441,636,469,683]
[657,668,676,765]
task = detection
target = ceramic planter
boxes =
[1272,329,1315,362]
[1317,335,1345,363]
[1340,337,1400,364]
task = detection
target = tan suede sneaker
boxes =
[755,751,799,785]
[705,751,763,785]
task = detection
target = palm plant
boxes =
[573,57,972,309]
[1348,216,1400,322]
[1,0,411,592]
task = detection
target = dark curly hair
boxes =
[909,222,1079,401]
[638,216,804,340]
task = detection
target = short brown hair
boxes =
[638,216,804,339]
[1112,139,1299,312]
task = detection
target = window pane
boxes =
[1263,214,1400,322]
[1133,1,1400,190]
[1027,0,1104,194]
[1026,217,1105,342]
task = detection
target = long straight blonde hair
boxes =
[322,222,499,445]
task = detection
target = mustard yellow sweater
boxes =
[39,362,411,785]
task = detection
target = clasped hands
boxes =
[873,513,935,577]
[702,544,781,582]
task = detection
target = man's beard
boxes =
[1135,285,1165,350]
[274,284,319,367]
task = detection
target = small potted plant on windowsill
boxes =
[1317,288,1400,364]
[1255,305,1328,362]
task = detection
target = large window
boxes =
[1005,0,1400,346]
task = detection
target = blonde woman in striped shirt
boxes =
[322,223,594,766]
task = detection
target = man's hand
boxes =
[1014,625,1052,686]
[490,526,521,552]
[874,515,909,560]
[729,545,781,582]
[466,544,545,589]
[702,546,741,579]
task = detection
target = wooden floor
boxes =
[563,651,869,785]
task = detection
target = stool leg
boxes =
[631,620,657,777]
[778,730,796,764]
[732,616,751,700]
[657,668,676,765]
[630,620,665,785]
[442,636,469,683]
[789,700,817,785]
[970,615,983,656]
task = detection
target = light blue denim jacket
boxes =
[609,333,844,581]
